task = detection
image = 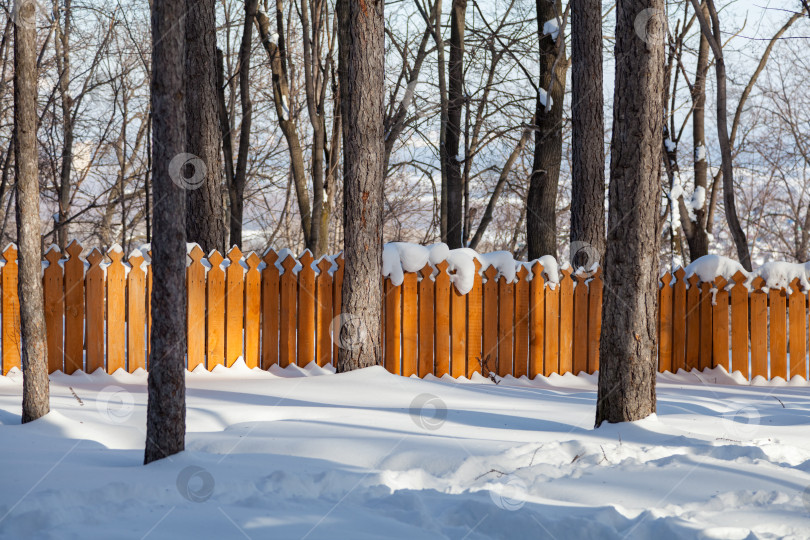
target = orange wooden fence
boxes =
[0,242,808,382]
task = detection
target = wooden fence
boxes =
[0,242,807,382]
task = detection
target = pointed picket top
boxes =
[107,245,124,265]
[674,267,686,281]
[2,243,17,262]
[574,271,588,285]
[227,245,243,264]
[45,247,61,266]
[686,274,699,288]
[530,261,545,284]
[299,249,314,269]
[128,251,145,272]
[561,266,573,281]
[86,248,103,267]
[418,263,433,279]
[280,253,297,273]
[789,277,802,294]
[208,249,224,269]
[751,276,766,291]
[660,271,672,287]
[246,252,261,270]
[714,276,728,290]
[316,257,332,275]
[590,266,602,280]
[731,270,747,287]
[262,248,279,267]
[473,258,482,276]
[65,240,82,259]
[188,244,205,263]
[516,265,529,281]
[483,264,498,282]
[435,260,449,276]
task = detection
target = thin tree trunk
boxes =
[689,0,751,270]
[527,0,568,260]
[15,0,49,423]
[443,0,466,248]
[570,0,605,267]
[54,0,73,250]
[145,0,187,464]
[335,0,384,372]
[229,0,258,248]
[595,0,664,426]
[185,0,226,253]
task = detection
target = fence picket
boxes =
[573,272,588,375]
[418,264,434,377]
[529,262,545,378]
[402,271,418,377]
[750,277,768,379]
[262,250,280,369]
[544,278,559,376]
[450,279,466,379]
[384,278,402,374]
[730,271,749,378]
[244,253,261,368]
[434,261,450,377]
[699,281,713,371]
[127,252,146,372]
[658,272,673,373]
[672,268,687,372]
[498,275,514,377]
[85,249,104,373]
[44,248,64,373]
[686,274,700,372]
[280,255,297,368]
[332,255,344,362]
[297,251,315,367]
[106,248,126,373]
[315,258,333,367]
[587,269,603,373]
[482,266,498,377]
[187,246,206,371]
[466,260,483,377]
[712,277,729,372]
[64,241,84,374]
[226,247,245,366]
[513,266,529,379]
[769,286,787,380]
[207,251,226,369]
[559,268,573,375]
[788,279,807,380]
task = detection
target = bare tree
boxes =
[596,0,664,426]
[185,0,226,253]
[144,0,187,464]
[336,0,384,371]
[570,0,604,266]
[14,0,49,423]
[527,0,568,259]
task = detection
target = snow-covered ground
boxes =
[1,363,810,539]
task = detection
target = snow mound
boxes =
[683,254,748,284]
[756,261,810,291]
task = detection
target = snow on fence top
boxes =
[680,254,810,292]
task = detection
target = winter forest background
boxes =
[0,0,808,267]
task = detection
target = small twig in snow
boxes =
[69,387,84,406]
[772,396,786,408]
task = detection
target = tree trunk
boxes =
[145,0,187,464]
[15,1,49,423]
[336,0,384,372]
[185,0,226,253]
[595,0,664,427]
[229,0,258,249]
[443,0,466,249]
[570,0,605,268]
[527,0,568,260]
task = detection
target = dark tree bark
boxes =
[145,0,187,464]
[185,0,225,253]
[595,0,664,426]
[527,0,568,260]
[15,0,49,423]
[443,0,466,249]
[570,0,605,267]
[335,0,384,372]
